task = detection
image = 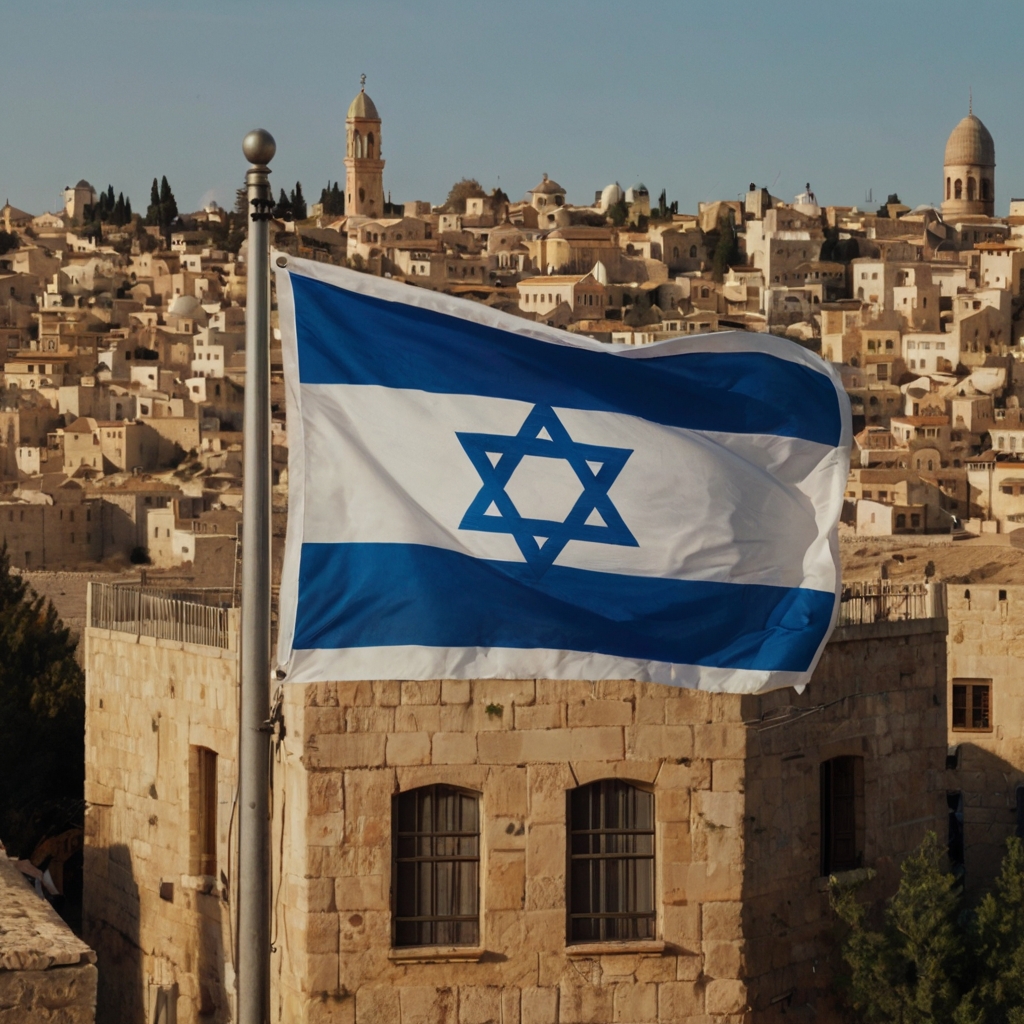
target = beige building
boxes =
[941,112,995,220]
[84,584,949,1024]
[345,83,385,219]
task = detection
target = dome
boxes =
[944,114,995,166]
[626,182,649,199]
[75,179,92,189]
[347,88,379,120]
[529,174,565,196]
[167,294,205,319]
[598,182,623,211]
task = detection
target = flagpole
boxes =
[238,128,275,1024]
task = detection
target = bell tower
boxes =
[345,75,385,219]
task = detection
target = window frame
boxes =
[820,755,864,876]
[566,779,656,944]
[391,784,481,949]
[951,679,993,733]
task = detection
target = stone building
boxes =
[345,81,385,220]
[0,850,97,1023]
[945,583,1024,894]
[83,584,949,1023]
[941,110,995,220]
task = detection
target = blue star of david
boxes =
[456,404,637,574]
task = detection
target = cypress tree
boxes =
[274,188,292,220]
[159,176,177,227]
[290,181,307,220]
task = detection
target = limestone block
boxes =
[662,905,701,950]
[663,689,712,724]
[386,732,432,766]
[306,992,356,1024]
[521,986,559,1024]
[334,874,386,912]
[356,986,401,1024]
[306,912,341,954]
[346,706,396,733]
[527,764,575,824]
[627,725,693,760]
[459,985,503,1024]
[657,760,711,793]
[299,876,337,914]
[442,680,471,704]
[569,727,624,761]
[342,771,395,829]
[523,909,566,951]
[334,680,374,706]
[486,766,529,816]
[309,772,344,816]
[711,760,744,793]
[312,733,386,769]
[306,952,341,994]
[612,981,657,1022]
[527,823,565,879]
[516,704,563,730]
[567,700,632,728]
[692,791,743,831]
[573,760,661,786]
[473,679,537,706]
[535,680,594,704]
[396,705,443,733]
[634,956,676,983]
[502,988,521,1024]
[525,875,563,912]
[400,985,458,1024]
[306,706,346,735]
[557,981,613,1024]
[401,680,442,705]
[675,955,701,982]
[704,979,747,1015]
[372,680,402,706]
[432,733,478,764]
[701,902,743,942]
[635,698,666,725]
[657,980,703,1019]
[693,724,746,760]
[398,765,488,795]
[599,954,639,977]
[308,810,347,846]
[477,731,528,765]
[538,952,566,987]
[488,850,527,910]
[702,940,744,979]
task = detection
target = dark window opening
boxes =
[568,779,655,943]
[820,756,863,875]
[393,785,479,947]
[952,680,991,731]
[190,746,217,877]
[1016,787,1024,840]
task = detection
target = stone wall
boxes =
[0,849,97,1023]
[273,618,948,1024]
[83,613,239,1024]
[946,583,1024,892]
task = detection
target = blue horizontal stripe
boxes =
[293,543,835,673]
[291,274,844,447]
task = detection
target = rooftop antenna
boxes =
[969,86,972,114]
[361,72,366,89]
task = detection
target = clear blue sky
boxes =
[3,0,1021,218]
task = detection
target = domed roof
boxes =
[347,88,379,120]
[599,182,624,210]
[75,179,92,189]
[529,174,565,195]
[629,182,649,195]
[944,113,995,166]
[167,294,206,320]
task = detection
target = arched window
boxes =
[672,247,679,259]
[689,245,697,258]
[367,132,375,158]
[967,177,976,201]
[820,756,864,875]
[896,513,906,528]
[981,179,991,202]
[946,177,951,200]
[359,188,365,204]
[352,130,361,158]
[955,179,963,200]
[568,780,654,942]
[393,785,480,947]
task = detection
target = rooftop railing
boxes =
[836,581,944,627]
[89,582,232,650]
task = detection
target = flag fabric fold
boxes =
[275,255,850,693]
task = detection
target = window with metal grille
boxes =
[952,680,992,731]
[393,785,479,947]
[568,780,655,943]
[820,756,863,875]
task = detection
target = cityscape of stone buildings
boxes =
[5,84,1024,1024]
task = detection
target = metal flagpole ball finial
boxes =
[242,129,276,166]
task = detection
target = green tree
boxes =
[831,833,983,1024]
[0,545,85,856]
[0,230,19,255]
[290,181,307,220]
[442,177,486,213]
[159,176,177,225]
[711,213,739,282]
[274,188,292,220]
[113,192,126,226]
[607,197,629,227]
[145,178,161,225]
[319,181,345,217]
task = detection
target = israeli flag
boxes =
[275,256,850,693]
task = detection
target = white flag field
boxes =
[274,255,851,693]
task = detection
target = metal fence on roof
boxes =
[836,581,941,627]
[89,582,231,650]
